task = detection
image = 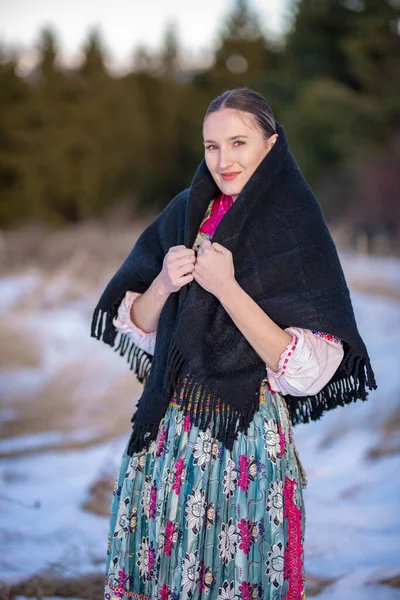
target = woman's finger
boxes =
[168,245,194,259]
[200,239,212,250]
[175,263,195,277]
[173,255,196,268]
[211,242,226,254]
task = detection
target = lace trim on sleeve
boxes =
[112,291,157,355]
[266,328,344,397]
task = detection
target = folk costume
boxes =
[91,122,376,600]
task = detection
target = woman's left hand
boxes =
[193,239,236,299]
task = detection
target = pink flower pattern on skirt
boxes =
[105,382,306,599]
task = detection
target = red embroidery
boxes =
[149,483,157,519]
[159,584,170,600]
[238,580,253,600]
[283,477,305,599]
[238,454,250,492]
[107,583,150,599]
[164,520,178,556]
[172,458,185,495]
[238,518,253,555]
[279,336,298,375]
[147,544,156,580]
[183,413,191,432]
[278,421,286,457]
[311,330,343,345]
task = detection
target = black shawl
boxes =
[91,122,377,456]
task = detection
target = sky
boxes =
[0,0,292,72]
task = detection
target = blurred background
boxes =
[0,0,399,599]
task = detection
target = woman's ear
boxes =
[269,133,278,149]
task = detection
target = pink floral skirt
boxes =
[105,380,307,599]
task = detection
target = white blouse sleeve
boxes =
[112,291,157,355]
[112,295,343,394]
[266,327,344,397]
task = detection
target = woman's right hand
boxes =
[158,245,196,293]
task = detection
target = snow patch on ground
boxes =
[1,252,399,599]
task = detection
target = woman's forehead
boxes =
[203,108,259,139]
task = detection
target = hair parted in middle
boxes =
[204,88,276,139]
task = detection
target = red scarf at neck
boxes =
[199,193,234,236]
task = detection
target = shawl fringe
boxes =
[284,350,377,426]
[126,339,260,456]
[127,344,377,457]
[91,306,153,384]
[93,305,377,458]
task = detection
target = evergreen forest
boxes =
[1,0,399,248]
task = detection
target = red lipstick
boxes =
[221,172,241,181]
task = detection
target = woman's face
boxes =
[203,108,277,201]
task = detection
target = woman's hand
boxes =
[157,245,196,293]
[193,239,236,299]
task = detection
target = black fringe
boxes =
[127,420,160,456]
[91,306,153,384]
[93,309,378,458]
[284,352,377,427]
[126,369,261,456]
[126,344,377,457]
[125,339,261,456]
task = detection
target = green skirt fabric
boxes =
[104,380,307,600]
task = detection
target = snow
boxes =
[0,443,115,577]
[0,252,399,598]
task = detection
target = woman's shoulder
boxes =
[165,188,189,212]
[150,188,189,228]
[173,187,190,204]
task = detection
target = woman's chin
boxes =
[220,182,243,198]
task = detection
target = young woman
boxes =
[92,88,376,600]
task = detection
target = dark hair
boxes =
[204,88,276,139]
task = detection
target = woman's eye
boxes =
[204,141,244,150]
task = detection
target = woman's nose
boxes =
[219,148,234,171]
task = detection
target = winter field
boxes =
[0,222,399,599]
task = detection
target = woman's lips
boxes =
[220,172,241,181]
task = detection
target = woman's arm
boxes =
[115,290,344,396]
[217,279,292,372]
[193,239,291,372]
[217,281,344,387]
[266,327,344,396]
[129,274,170,333]
[128,244,196,333]
[113,291,158,354]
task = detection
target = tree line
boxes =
[0,0,399,246]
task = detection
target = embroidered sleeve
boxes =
[112,291,157,355]
[266,327,344,397]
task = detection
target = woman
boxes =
[91,88,376,600]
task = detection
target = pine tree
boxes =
[0,53,31,226]
[80,29,108,80]
[222,0,263,41]
[161,22,180,78]
[198,0,279,95]
[284,0,360,89]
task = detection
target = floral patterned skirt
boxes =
[104,380,307,600]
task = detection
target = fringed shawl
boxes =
[91,121,377,456]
